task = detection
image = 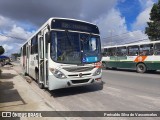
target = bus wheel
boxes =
[136,63,146,73]
[36,72,44,89]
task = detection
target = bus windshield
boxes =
[50,31,101,64]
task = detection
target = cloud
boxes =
[0,0,83,26]
[3,44,13,52]
[132,6,152,30]
[94,8,127,38]
[8,25,34,39]
[132,0,155,30]
[93,8,149,47]
[93,8,128,46]
[0,15,14,32]
[0,35,8,41]
[81,0,117,21]
[139,0,155,8]
[0,0,118,27]
[0,15,34,55]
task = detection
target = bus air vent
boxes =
[63,67,94,72]
[71,79,90,84]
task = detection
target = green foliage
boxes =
[0,46,5,55]
[145,0,160,41]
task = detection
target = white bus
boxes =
[20,18,102,90]
[102,41,160,73]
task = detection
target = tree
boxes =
[145,0,160,41]
[0,46,5,55]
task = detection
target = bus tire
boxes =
[136,63,147,73]
[36,71,44,89]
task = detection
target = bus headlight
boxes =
[93,68,101,76]
[50,68,67,79]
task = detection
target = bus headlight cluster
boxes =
[50,68,67,79]
[93,68,102,76]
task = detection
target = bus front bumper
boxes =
[48,74,102,90]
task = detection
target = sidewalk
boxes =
[0,65,65,120]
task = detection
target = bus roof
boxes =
[21,17,98,47]
[103,40,160,49]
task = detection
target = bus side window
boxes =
[154,43,160,55]
[117,47,127,56]
[23,44,26,56]
[128,45,139,56]
[108,48,116,56]
[31,36,38,55]
[102,48,108,56]
[140,44,153,56]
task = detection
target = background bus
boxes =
[102,41,160,73]
[20,18,102,90]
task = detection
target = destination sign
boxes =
[51,19,99,34]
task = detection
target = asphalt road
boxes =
[12,63,160,120]
[49,69,160,120]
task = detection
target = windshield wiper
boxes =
[65,30,73,46]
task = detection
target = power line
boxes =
[123,38,149,44]
[102,38,149,47]
[102,32,131,39]
[0,33,27,40]
[102,31,146,40]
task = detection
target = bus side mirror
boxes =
[45,32,50,43]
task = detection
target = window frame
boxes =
[127,45,139,56]
[140,44,153,56]
[154,43,160,55]
[117,46,127,56]
[23,44,27,56]
[107,47,116,56]
[31,35,38,54]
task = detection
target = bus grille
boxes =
[71,79,90,84]
[63,67,94,72]
[68,73,91,77]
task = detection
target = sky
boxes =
[0,0,158,56]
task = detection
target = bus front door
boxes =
[26,45,30,74]
[38,30,48,88]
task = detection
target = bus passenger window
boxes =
[140,44,153,56]
[128,45,139,56]
[154,43,160,55]
[117,47,127,56]
[108,48,116,56]
[102,48,108,56]
[31,36,38,54]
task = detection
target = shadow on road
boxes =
[0,73,17,79]
[50,83,103,98]
[0,81,26,106]
[0,77,26,108]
